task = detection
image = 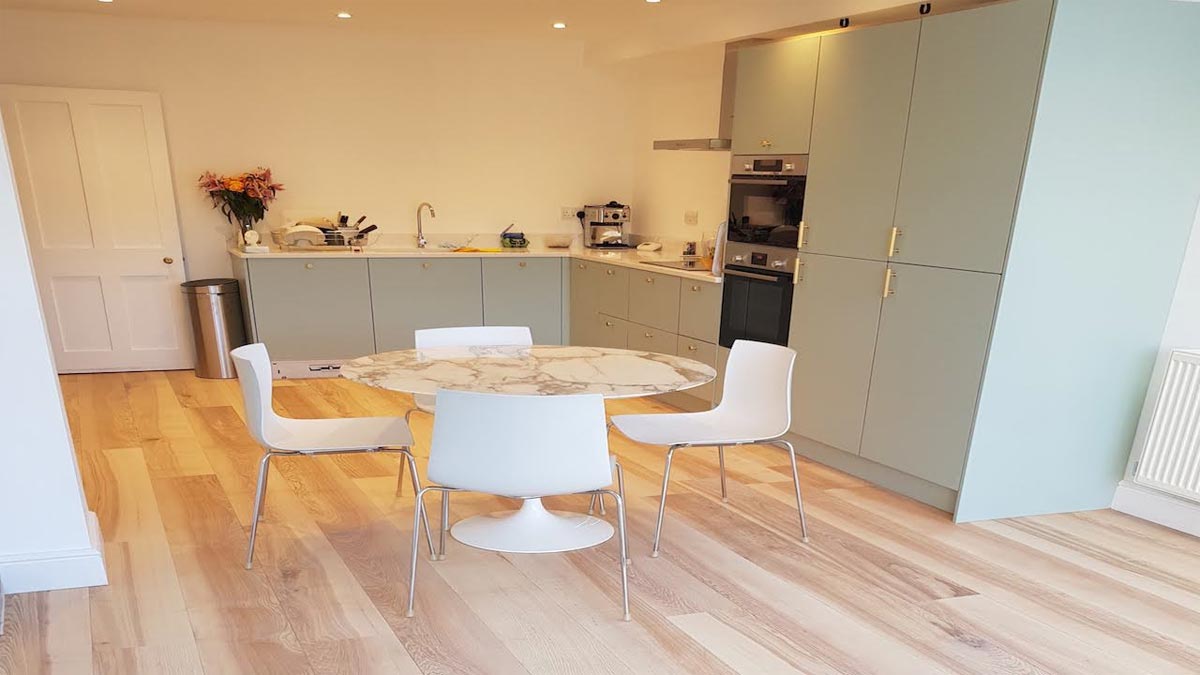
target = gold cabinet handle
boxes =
[645,277,654,284]
[518,261,527,268]
[794,257,804,285]
[644,332,654,338]
[687,345,697,351]
[577,263,585,269]
[798,221,809,249]
[760,139,772,148]
[690,285,700,292]
[162,256,174,264]
[887,226,902,257]
[606,269,615,276]
[883,268,897,298]
[605,321,614,327]
[305,263,315,270]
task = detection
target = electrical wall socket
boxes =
[561,206,579,220]
[684,210,700,226]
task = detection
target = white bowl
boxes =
[545,234,574,248]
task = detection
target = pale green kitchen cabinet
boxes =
[730,36,820,155]
[247,258,375,361]
[568,260,595,346]
[891,0,1052,273]
[627,270,680,333]
[592,314,629,350]
[593,263,629,319]
[858,263,1001,489]
[482,258,562,344]
[788,253,887,454]
[677,280,722,344]
[369,258,484,351]
[627,323,677,356]
[803,20,920,261]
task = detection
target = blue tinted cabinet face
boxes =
[731,37,820,155]
[247,258,375,361]
[369,258,484,351]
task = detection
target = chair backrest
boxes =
[230,343,285,449]
[427,389,611,497]
[414,326,533,349]
[715,340,797,439]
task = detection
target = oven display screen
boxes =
[750,252,768,266]
[753,159,784,173]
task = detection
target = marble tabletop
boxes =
[340,345,716,398]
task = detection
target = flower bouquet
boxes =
[198,168,284,237]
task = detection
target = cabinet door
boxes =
[731,37,820,155]
[370,258,483,351]
[788,254,887,454]
[678,280,722,343]
[483,258,562,344]
[804,21,920,261]
[248,258,375,361]
[676,336,718,404]
[593,314,628,350]
[859,263,1000,489]
[627,323,678,356]
[628,270,681,333]
[592,263,629,319]
[892,0,1052,273]
[569,260,595,346]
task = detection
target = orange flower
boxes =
[225,179,245,192]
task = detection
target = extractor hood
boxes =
[652,48,737,151]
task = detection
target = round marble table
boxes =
[341,345,716,553]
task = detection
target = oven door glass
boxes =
[719,266,794,348]
[727,176,806,248]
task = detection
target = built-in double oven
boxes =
[719,154,807,349]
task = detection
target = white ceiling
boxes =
[0,0,908,60]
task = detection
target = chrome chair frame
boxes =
[406,485,632,621]
[245,445,435,569]
[650,437,809,558]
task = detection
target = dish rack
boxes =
[272,228,381,251]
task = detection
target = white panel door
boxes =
[0,86,191,372]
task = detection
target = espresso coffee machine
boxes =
[581,202,631,248]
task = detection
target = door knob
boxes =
[162,257,174,264]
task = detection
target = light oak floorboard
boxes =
[2,372,1199,674]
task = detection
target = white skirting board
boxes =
[1112,480,1200,538]
[0,511,107,594]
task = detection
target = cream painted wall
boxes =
[0,9,634,278]
[623,44,730,251]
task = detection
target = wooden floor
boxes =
[2,372,1199,674]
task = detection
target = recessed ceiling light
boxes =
[646,0,662,3]
[552,21,567,29]
[98,0,114,3]
[336,11,352,19]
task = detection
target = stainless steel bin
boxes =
[181,279,247,379]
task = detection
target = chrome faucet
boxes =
[416,202,436,249]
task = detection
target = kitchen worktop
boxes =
[229,245,723,283]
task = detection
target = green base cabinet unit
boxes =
[369,258,483,351]
[730,36,819,155]
[788,254,887,454]
[482,258,562,344]
[678,280,721,344]
[247,258,375,361]
[628,270,681,333]
[859,264,1000,490]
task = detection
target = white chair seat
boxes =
[270,416,414,453]
[611,410,780,447]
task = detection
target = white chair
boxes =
[231,343,434,569]
[610,339,810,557]
[406,389,631,621]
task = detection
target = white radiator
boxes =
[1135,349,1200,502]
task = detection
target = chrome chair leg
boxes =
[651,445,681,558]
[407,487,435,617]
[614,460,630,566]
[599,491,607,515]
[401,450,436,558]
[395,455,407,496]
[245,451,273,570]
[602,488,631,621]
[775,439,810,543]
[588,493,598,514]
[438,491,450,560]
[717,445,728,502]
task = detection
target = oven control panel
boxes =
[724,241,797,277]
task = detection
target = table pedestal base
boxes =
[450,497,614,553]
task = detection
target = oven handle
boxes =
[729,177,790,186]
[724,267,790,283]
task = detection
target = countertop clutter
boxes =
[228,245,723,284]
